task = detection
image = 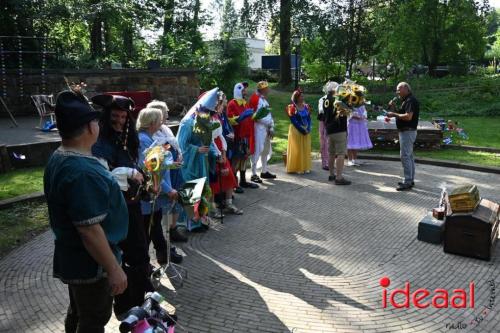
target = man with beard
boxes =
[91,94,154,318]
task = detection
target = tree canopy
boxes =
[0,0,495,86]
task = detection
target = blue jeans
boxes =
[399,130,417,184]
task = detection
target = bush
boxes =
[248,69,279,83]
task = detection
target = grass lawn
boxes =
[442,116,500,148]
[0,167,44,200]
[0,201,49,258]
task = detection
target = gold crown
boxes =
[257,81,269,90]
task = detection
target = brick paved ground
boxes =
[0,160,499,333]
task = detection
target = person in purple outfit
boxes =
[347,104,373,166]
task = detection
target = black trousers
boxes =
[113,202,154,316]
[64,278,113,333]
[143,209,168,252]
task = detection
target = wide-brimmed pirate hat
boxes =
[91,94,135,112]
[55,90,100,134]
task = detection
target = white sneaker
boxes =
[346,160,354,167]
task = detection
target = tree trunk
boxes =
[90,14,103,59]
[191,0,201,52]
[161,0,175,55]
[279,0,292,86]
[123,24,134,65]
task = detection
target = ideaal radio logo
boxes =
[380,277,496,330]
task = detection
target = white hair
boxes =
[397,82,412,92]
[147,100,169,123]
[136,107,163,131]
[323,81,339,94]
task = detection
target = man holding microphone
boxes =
[386,82,420,191]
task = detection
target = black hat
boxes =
[55,91,100,134]
[91,94,135,112]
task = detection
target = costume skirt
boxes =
[286,125,312,173]
[347,120,373,150]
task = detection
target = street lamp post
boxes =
[292,34,301,90]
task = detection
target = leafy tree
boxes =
[238,0,258,38]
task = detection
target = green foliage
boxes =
[199,38,249,95]
[248,69,279,83]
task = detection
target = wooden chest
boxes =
[444,199,499,260]
[448,184,480,213]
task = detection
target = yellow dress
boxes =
[286,104,312,173]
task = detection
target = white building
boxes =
[232,38,265,69]
[205,37,266,70]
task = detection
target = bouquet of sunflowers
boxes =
[333,81,368,118]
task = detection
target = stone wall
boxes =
[1,68,200,117]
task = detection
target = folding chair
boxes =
[31,94,56,129]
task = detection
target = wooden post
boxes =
[0,96,18,127]
[0,144,12,173]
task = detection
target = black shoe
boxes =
[250,175,263,183]
[170,227,188,243]
[328,175,336,182]
[398,181,415,187]
[190,225,208,233]
[170,247,183,264]
[396,183,413,191]
[335,178,352,185]
[322,166,329,171]
[234,186,244,193]
[240,181,259,188]
[260,171,276,179]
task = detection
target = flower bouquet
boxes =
[178,177,211,220]
[252,107,271,121]
[142,144,179,195]
[193,113,221,145]
[334,81,368,118]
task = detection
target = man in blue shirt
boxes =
[44,90,128,332]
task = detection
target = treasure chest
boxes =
[448,184,480,213]
[444,199,499,260]
[418,212,445,244]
